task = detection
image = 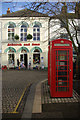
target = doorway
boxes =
[20,54,27,68]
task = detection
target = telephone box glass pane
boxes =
[58,56,67,60]
[58,61,67,66]
[58,51,67,55]
[58,87,67,91]
[58,66,67,70]
[58,77,67,81]
[58,71,67,75]
[56,50,69,92]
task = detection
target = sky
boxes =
[0,0,79,16]
[1,2,29,15]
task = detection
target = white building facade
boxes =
[0,5,80,69]
[0,9,49,69]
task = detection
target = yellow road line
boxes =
[7,112,19,114]
[12,83,31,113]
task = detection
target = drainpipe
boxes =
[0,21,2,64]
[48,18,51,45]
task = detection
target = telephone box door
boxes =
[51,48,73,97]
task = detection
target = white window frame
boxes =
[20,25,27,41]
[33,26,40,41]
[7,24,15,40]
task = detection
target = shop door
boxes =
[55,49,72,96]
[20,54,27,68]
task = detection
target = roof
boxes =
[1,8,49,17]
[50,13,80,19]
[1,7,80,19]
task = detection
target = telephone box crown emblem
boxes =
[61,40,64,43]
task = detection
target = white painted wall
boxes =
[0,17,49,68]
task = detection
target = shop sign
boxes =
[7,43,40,46]
[32,43,40,46]
[24,43,30,46]
[7,43,22,46]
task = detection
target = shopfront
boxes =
[3,43,47,69]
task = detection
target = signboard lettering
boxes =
[24,43,30,46]
[32,43,40,46]
[54,44,70,46]
[8,43,22,46]
[7,43,40,46]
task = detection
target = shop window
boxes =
[20,25,27,41]
[8,49,14,65]
[8,24,14,40]
[60,33,69,39]
[60,20,66,28]
[76,26,80,37]
[33,49,40,64]
[33,25,40,41]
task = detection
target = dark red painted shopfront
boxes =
[50,39,73,97]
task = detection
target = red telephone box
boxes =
[50,39,73,97]
[48,45,50,85]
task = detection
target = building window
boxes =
[76,26,80,36]
[8,24,14,40]
[60,33,69,39]
[20,25,27,41]
[77,31,80,36]
[8,49,14,65]
[33,25,40,41]
[60,20,66,28]
[33,49,40,64]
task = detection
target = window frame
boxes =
[60,20,66,28]
[60,33,69,39]
[20,25,27,41]
[7,24,15,41]
[33,25,40,41]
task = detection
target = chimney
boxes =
[61,3,67,14]
[7,8,10,14]
[75,3,80,17]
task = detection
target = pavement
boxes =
[2,69,80,119]
[2,69,48,119]
[32,80,80,119]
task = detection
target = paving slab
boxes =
[32,82,42,113]
[41,80,80,118]
[32,79,80,119]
